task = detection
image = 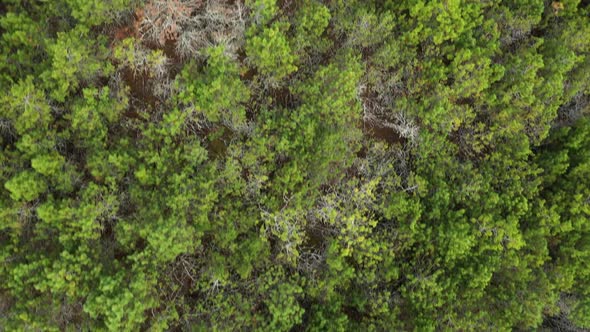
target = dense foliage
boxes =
[1,0,590,330]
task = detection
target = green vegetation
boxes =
[1,0,590,330]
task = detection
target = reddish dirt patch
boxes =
[108,3,187,117]
[112,8,143,44]
[363,120,404,145]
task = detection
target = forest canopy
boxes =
[1,0,590,330]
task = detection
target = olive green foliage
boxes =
[1,0,590,331]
